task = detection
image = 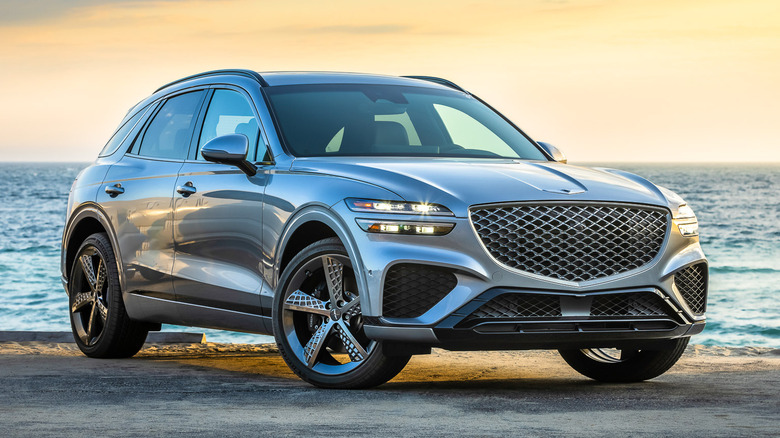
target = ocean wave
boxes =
[710,265,780,274]
[0,246,59,254]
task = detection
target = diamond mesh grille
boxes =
[382,264,457,318]
[470,203,669,282]
[463,292,672,323]
[469,294,562,320]
[591,293,670,317]
[675,263,707,314]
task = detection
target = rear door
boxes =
[98,89,207,309]
[172,87,271,326]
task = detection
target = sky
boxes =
[0,0,778,163]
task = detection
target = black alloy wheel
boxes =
[69,232,148,358]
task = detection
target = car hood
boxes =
[290,157,673,217]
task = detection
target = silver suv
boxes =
[62,70,708,388]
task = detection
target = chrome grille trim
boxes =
[469,202,670,282]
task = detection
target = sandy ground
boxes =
[1,342,778,437]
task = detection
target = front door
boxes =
[172,88,270,327]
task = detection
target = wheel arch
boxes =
[273,206,370,313]
[62,203,124,296]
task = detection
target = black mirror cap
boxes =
[201,134,257,176]
[537,141,567,164]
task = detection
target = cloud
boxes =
[0,0,184,25]
[280,24,413,35]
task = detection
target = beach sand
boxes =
[2,342,778,436]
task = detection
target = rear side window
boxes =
[99,105,151,157]
[135,91,204,160]
[196,90,260,161]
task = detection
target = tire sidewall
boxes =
[68,233,122,357]
[272,238,398,388]
[559,338,690,382]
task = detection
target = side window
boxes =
[135,91,204,160]
[433,104,517,157]
[197,90,261,161]
[99,104,151,157]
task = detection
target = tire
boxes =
[272,237,410,389]
[558,337,689,382]
[68,232,148,358]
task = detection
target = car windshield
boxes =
[264,84,548,160]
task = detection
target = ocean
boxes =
[0,162,777,347]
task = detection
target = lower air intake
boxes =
[675,263,708,314]
[591,293,671,317]
[382,264,457,318]
[468,294,562,321]
[462,291,673,324]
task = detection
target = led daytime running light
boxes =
[347,198,454,216]
[677,222,699,237]
[355,219,455,235]
[675,204,696,220]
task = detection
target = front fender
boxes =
[272,206,372,313]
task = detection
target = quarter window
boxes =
[135,91,204,160]
[99,104,152,157]
[197,90,261,161]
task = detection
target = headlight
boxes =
[674,204,698,237]
[676,204,696,220]
[346,198,454,216]
[355,219,455,235]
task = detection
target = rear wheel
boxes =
[559,338,689,382]
[272,238,410,389]
[68,232,148,358]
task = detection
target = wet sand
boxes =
[1,342,778,437]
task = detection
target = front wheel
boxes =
[559,337,689,382]
[272,238,410,389]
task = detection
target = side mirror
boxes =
[537,141,567,164]
[200,134,257,176]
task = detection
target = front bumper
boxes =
[332,201,708,350]
[364,286,706,350]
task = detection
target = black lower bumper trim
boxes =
[432,323,696,351]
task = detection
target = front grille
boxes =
[591,293,670,317]
[470,203,668,282]
[462,292,672,325]
[382,264,457,318]
[675,263,707,314]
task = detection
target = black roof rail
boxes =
[402,75,467,93]
[154,69,268,92]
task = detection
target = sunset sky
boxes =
[0,0,777,162]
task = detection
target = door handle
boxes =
[104,183,124,197]
[176,181,197,197]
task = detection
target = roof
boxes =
[155,69,465,93]
[260,71,461,90]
